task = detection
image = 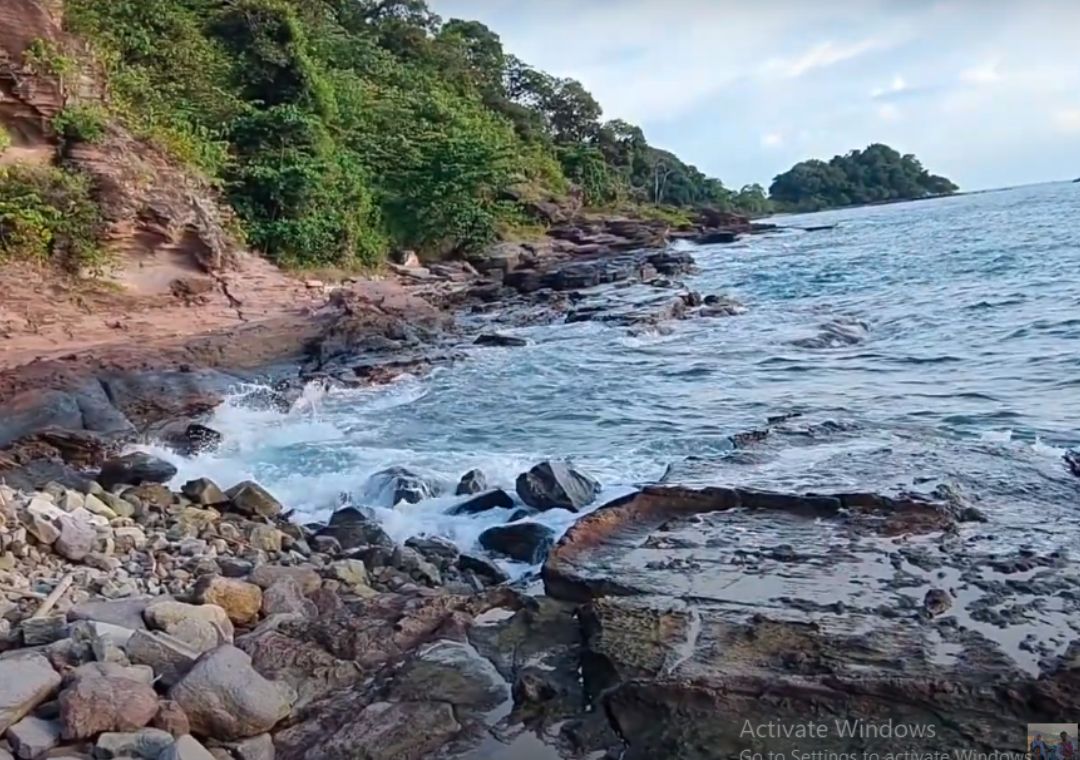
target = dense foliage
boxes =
[0,165,106,271]
[61,0,753,267]
[769,144,957,212]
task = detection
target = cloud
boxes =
[765,38,887,79]
[760,132,784,148]
[960,60,1002,85]
[871,74,908,98]
[1053,107,1080,133]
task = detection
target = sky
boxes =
[428,0,1080,191]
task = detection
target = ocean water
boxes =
[151,181,1080,569]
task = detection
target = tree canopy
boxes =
[769,144,958,212]
[61,0,754,267]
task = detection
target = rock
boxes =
[447,489,514,516]
[94,728,175,759]
[1065,450,1080,478]
[361,467,439,506]
[151,700,191,737]
[473,334,528,348]
[180,479,227,506]
[225,482,284,519]
[21,615,69,646]
[389,640,507,710]
[247,526,283,553]
[260,580,315,618]
[218,557,255,578]
[114,525,148,552]
[248,565,321,595]
[0,655,61,732]
[193,577,263,627]
[144,601,234,652]
[394,547,442,587]
[315,508,393,550]
[924,588,952,616]
[53,515,96,561]
[275,700,459,760]
[97,453,178,492]
[6,715,61,759]
[169,645,293,741]
[328,560,369,591]
[404,536,459,570]
[228,733,274,760]
[455,468,488,495]
[457,554,509,585]
[163,424,223,457]
[58,667,159,739]
[158,734,217,760]
[125,630,199,687]
[515,461,600,512]
[125,483,174,510]
[479,523,555,564]
[69,597,152,630]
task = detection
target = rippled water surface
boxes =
[160,182,1080,560]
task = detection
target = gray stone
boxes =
[125,630,199,687]
[0,655,61,732]
[68,597,153,630]
[361,467,440,506]
[143,601,233,652]
[180,478,227,506]
[455,468,487,495]
[54,516,97,561]
[224,482,283,519]
[169,646,293,740]
[20,615,69,646]
[6,715,61,759]
[515,460,600,512]
[94,728,175,758]
[158,734,216,760]
[478,522,555,564]
[97,453,177,492]
[389,640,508,710]
[260,580,315,618]
[247,565,320,595]
[228,733,274,760]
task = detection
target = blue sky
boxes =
[429,0,1080,191]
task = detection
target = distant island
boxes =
[768,144,958,213]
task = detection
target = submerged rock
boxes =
[447,489,515,516]
[474,333,528,347]
[516,461,600,512]
[97,453,178,491]
[362,467,440,506]
[455,468,488,495]
[479,522,556,564]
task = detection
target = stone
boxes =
[457,554,510,585]
[394,547,442,586]
[0,654,60,733]
[455,468,488,495]
[144,601,234,652]
[58,668,159,739]
[53,515,96,561]
[68,597,152,630]
[100,491,136,519]
[248,565,321,595]
[125,483,174,510]
[473,333,528,348]
[114,526,148,552]
[125,630,199,687]
[328,560,369,590]
[229,733,274,760]
[315,508,393,551]
[260,580,315,618]
[6,715,61,759]
[247,526,282,554]
[404,536,459,569]
[162,424,223,458]
[82,493,117,519]
[389,640,508,710]
[924,588,952,616]
[515,461,600,512]
[361,467,439,507]
[97,453,177,492]
[478,522,556,564]
[21,614,69,646]
[192,577,263,626]
[225,482,284,519]
[218,557,255,578]
[159,734,216,760]
[151,700,190,737]
[94,728,175,759]
[169,645,293,740]
[181,478,227,506]
[447,489,515,516]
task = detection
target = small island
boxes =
[768,143,958,212]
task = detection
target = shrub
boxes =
[0,127,10,152]
[52,104,108,143]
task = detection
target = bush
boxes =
[0,127,10,152]
[0,166,107,271]
[52,104,108,142]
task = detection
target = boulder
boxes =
[315,508,393,550]
[53,515,97,561]
[473,334,528,348]
[161,423,223,458]
[94,728,175,759]
[248,565,321,595]
[389,640,508,710]
[151,700,191,737]
[404,536,459,570]
[180,478,227,506]
[328,560,370,591]
[455,468,488,495]
[21,614,68,646]
[361,467,439,506]
[447,489,515,516]
[247,525,283,553]
[260,579,316,618]
[125,630,199,687]
[227,733,274,760]
[158,734,216,760]
[515,461,600,512]
[143,601,234,652]
[192,577,263,627]
[169,645,293,741]
[6,715,61,759]
[457,554,510,585]
[68,597,153,630]
[0,654,61,733]
[479,523,556,564]
[58,667,159,739]
[225,482,284,519]
[97,453,177,491]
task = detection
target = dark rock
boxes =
[924,589,952,616]
[315,507,394,551]
[181,478,227,506]
[479,523,555,564]
[447,489,515,516]
[362,467,440,506]
[457,554,509,585]
[515,461,600,512]
[694,229,739,245]
[507,508,535,522]
[455,468,488,495]
[404,536,460,570]
[474,333,528,348]
[388,640,507,710]
[97,453,177,491]
[159,423,223,457]
[225,481,285,518]
[1065,450,1080,478]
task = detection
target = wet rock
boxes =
[97,453,178,492]
[457,554,509,585]
[0,654,62,732]
[159,734,216,760]
[58,667,159,739]
[161,424,223,458]
[455,468,488,495]
[248,565,321,595]
[924,588,952,616]
[94,728,175,759]
[125,630,199,687]
[1065,450,1080,478]
[390,639,507,709]
[180,478,227,506]
[405,536,460,570]
[192,577,263,627]
[447,489,514,516]
[516,461,600,512]
[169,645,294,741]
[144,600,234,652]
[479,523,555,564]
[6,715,60,759]
[274,700,459,760]
[225,482,284,519]
[362,467,439,506]
[474,334,528,348]
[315,508,393,551]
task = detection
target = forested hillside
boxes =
[769,144,958,212]
[41,0,757,268]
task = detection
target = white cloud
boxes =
[1053,107,1080,133]
[761,132,784,148]
[871,74,908,98]
[765,38,887,80]
[960,60,1001,85]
